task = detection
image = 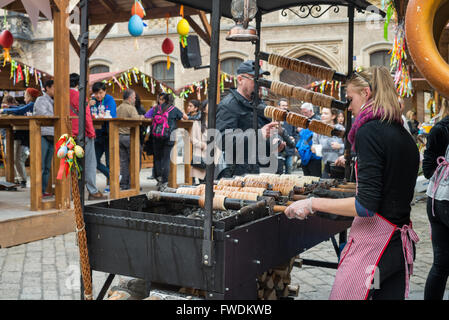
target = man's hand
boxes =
[335,155,345,167]
[261,122,279,139]
[311,146,316,154]
[277,140,286,152]
[89,99,96,107]
[331,142,341,150]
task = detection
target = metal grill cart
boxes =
[75,0,385,299]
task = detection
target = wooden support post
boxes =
[416,90,425,123]
[29,120,42,211]
[129,125,140,192]
[109,121,120,199]
[169,139,177,189]
[53,0,71,210]
[184,126,192,186]
[5,127,14,183]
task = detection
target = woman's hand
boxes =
[284,198,314,220]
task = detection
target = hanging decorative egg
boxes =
[131,1,145,18]
[162,37,174,55]
[74,145,85,158]
[177,18,190,48]
[57,146,68,159]
[0,30,14,65]
[162,38,174,70]
[128,15,144,37]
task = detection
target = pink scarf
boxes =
[348,100,403,150]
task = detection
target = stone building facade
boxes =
[5,5,393,103]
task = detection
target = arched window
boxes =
[89,64,110,74]
[370,50,391,68]
[280,54,331,87]
[152,61,175,88]
[221,57,244,75]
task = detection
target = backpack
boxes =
[296,129,320,166]
[152,104,174,139]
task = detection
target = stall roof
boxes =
[2,0,384,25]
[164,0,386,18]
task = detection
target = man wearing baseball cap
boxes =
[216,60,281,177]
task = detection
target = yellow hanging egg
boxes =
[177,18,190,36]
[74,145,85,158]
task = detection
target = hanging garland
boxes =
[1,59,44,91]
[309,80,341,100]
[382,1,413,98]
[390,23,413,98]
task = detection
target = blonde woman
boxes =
[285,66,420,300]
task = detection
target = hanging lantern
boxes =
[131,1,146,18]
[128,15,144,37]
[177,18,190,48]
[162,38,174,70]
[0,30,14,65]
[226,0,259,42]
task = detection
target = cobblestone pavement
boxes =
[0,191,448,300]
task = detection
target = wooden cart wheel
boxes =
[405,0,449,98]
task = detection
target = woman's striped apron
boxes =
[329,162,419,300]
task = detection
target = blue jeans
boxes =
[95,135,109,180]
[41,136,54,193]
[284,155,293,174]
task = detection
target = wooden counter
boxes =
[0,115,59,211]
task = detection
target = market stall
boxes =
[0,60,52,176]
[74,0,385,300]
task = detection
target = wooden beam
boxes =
[88,6,198,25]
[199,11,212,39]
[70,31,80,57]
[5,127,14,183]
[141,0,155,9]
[53,0,71,210]
[98,0,117,12]
[88,23,115,57]
[109,121,120,199]
[185,16,211,46]
[29,119,42,211]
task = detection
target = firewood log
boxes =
[265,275,275,290]
[288,284,299,297]
[274,275,285,291]
[264,288,277,300]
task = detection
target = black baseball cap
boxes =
[237,60,270,76]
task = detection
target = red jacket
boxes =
[70,89,96,139]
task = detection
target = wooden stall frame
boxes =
[0,116,59,211]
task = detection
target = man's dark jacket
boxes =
[216,89,270,176]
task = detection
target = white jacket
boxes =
[33,93,54,136]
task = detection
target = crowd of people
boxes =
[0,60,448,300]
